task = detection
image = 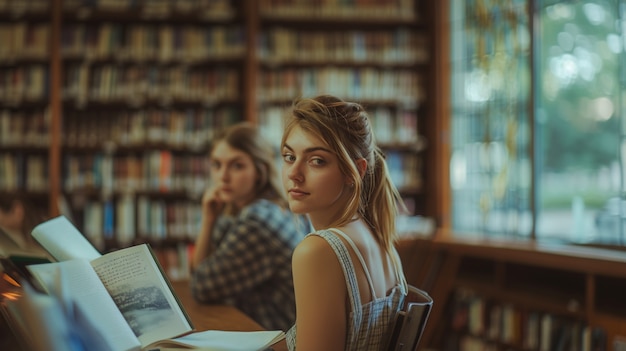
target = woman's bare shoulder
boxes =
[293,234,335,261]
[292,233,346,294]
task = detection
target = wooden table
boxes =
[0,276,288,351]
[171,280,288,351]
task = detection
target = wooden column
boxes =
[432,0,451,229]
[48,0,62,217]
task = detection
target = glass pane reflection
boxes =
[536,0,623,244]
[451,0,625,246]
[450,0,533,238]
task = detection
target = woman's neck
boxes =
[310,214,360,230]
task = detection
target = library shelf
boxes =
[2,0,433,280]
[397,232,626,351]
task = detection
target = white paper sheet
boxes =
[31,216,102,261]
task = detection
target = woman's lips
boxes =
[288,189,309,199]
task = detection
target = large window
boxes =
[450,0,626,245]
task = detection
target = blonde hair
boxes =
[210,122,287,210]
[281,95,404,252]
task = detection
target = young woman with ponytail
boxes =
[281,95,408,351]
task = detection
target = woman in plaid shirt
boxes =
[190,122,311,332]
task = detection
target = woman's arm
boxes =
[191,187,224,271]
[292,235,348,351]
[190,209,217,271]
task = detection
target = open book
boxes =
[26,215,285,351]
[28,216,194,351]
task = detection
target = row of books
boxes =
[0,109,49,147]
[0,23,49,62]
[258,68,424,104]
[1,0,416,20]
[61,65,423,106]
[63,0,235,18]
[449,288,607,351]
[63,152,209,194]
[72,193,429,261]
[0,152,209,196]
[78,195,202,248]
[61,24,245,62]
[61,147,422,194]
[0,152,47,192]
[258,28,427,64]
[63,107,239,149]
[2,105,423,150]
[0,0,48,14]
[0,36,426,106]
[63,64,239,105]
[259,0,416,19]
[1,151,420,200]
[259,105,422,146]
[0,107,238,149]
[0,64,49,103]
[1,24,427,65]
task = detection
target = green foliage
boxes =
[538,0,620,172]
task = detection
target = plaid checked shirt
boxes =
[191,198,310,331]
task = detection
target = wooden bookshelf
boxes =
[397,232,626,351]
[0,0,52,215]
[254,0,433,216]
[1,0,436,279]
[53,0,247,259]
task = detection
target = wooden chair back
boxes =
[385,285,433,351]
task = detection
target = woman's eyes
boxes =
[282,153,326,166]
[310,158,326,166]
[282,154,296,163]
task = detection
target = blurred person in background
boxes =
[0,192,48,257]
[190,122,311,331]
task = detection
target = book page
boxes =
[31,216,102,261]
[27,259,141,351]
[147,330,286,351]
[90,244,193,347]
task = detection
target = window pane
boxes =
[535,0,623,244]
[450,0,533,237]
